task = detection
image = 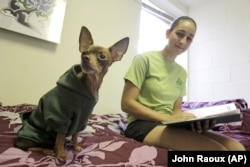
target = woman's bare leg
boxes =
[143,125,244,150]
[202,131,245,150]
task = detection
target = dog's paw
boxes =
[28,147,55,156]
[56,153,67,160]
[42,149,56,156]
[74,145,83,152]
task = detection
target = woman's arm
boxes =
[121,81,195,122]
[173,97,183,114]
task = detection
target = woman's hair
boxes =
[170,16,197,31]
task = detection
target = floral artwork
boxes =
[0,0,67,43]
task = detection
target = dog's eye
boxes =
[98,53,106,60]
[81,51,89,55]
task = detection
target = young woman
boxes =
[121,16,245,150]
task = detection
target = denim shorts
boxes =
[125,119,162,142]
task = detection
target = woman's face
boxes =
[166,20,196,55]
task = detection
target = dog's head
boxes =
[79,26,129,75]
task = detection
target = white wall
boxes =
[187,0,250,104]
[0,0,141,114]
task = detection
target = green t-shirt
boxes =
[124,51,187,123]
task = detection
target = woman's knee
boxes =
[203,131,245,151]
[224,139,245,151]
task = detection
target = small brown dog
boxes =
[15,26,129,159]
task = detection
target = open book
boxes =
[162,103,241,127]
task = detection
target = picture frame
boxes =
[0,0,67,43]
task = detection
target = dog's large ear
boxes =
[79,26,94,52]
[109,37,129,62]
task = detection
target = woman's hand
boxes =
[190,120,216,133]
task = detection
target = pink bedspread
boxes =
[0,99,249,166]
[0,103,167,167]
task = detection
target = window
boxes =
[137,7,168,53]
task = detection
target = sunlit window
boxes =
[137,8,168,53]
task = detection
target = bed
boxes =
[0,99,249,166]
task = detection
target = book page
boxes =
[162,103,241,126]
[183,103,238,118]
